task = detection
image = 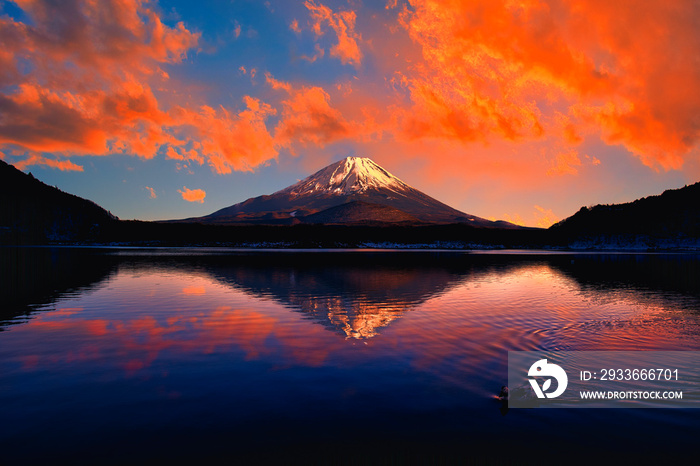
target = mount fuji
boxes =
[188,157,517,227]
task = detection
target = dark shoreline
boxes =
[3,219,699,251]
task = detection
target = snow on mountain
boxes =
[276,157,410,197]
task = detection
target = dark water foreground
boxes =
[1,247,700,464]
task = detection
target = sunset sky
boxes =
[1,0,699,226]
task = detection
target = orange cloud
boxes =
[502,212,526,227]
[0,84,110,155]
[178,186,206,203]
[274,86,350,148]
[0,1,282,173]
[265,72,292,93]
[170,96,277,173]
[3,0,199,81]
[14,153,84,172]
[254,74,379,160]
[0,78,186,159]
[305,0,362,66]
[0,0,185,159]
[145,186,157,199]
[394,0,700,169]
[547,150,582,176]
[534,205,559,228]
[300,43,325,63]
[501,205,558,228]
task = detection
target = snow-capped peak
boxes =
[277,157,410,197]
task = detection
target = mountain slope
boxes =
[0,160,117,242]
[303,201,421,224]
[551,181,700,246]
[191,157,517,227]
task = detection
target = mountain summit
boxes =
[276,157,410,196]
[192,157,515,227]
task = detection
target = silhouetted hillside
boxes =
[0,160,117,243]
[551,182,700,248]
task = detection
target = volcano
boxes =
[188,157,516,227]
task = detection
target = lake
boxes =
[1,247,700,464]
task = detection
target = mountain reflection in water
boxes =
[205,255,472,339]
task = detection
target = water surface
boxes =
[1,248,700,463]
